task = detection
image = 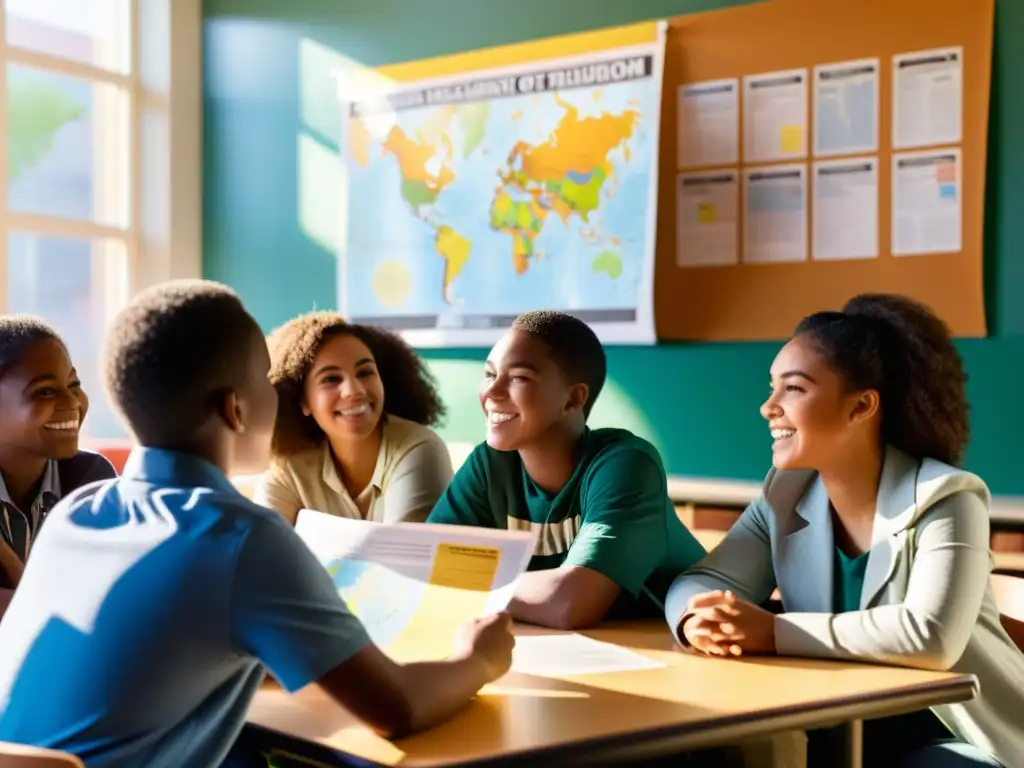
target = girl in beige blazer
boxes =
[666,294,1023,768]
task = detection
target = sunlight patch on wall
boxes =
[298,37,401,293]
[298,36,399,143]
[298,37,347,144]
[589,379,662,454]
[297,132,341,252]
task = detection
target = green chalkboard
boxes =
[203,0,1024,493]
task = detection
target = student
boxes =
[665,294,1023,768]
[427,310,706,630]
[0,281,514,767]
[255,311,452,525]
[0,316,115,596]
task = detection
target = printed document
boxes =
[295,510,536,662]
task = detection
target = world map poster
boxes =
[338,23,666,346]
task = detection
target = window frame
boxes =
[0,0,202,441]
[0,0,202,312]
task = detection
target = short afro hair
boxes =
[104,279,264,445]
[0,315,65,380]
[267,311,445,455]
[511,310,606,418]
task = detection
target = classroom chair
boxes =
[993,550,1024,577]
[0,743,84,767]
[993,573,1024,651]
[85,442,131,475]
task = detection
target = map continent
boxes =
[328,558,426,647]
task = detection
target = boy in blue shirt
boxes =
[427,311,705,630]
[0,280,513,767]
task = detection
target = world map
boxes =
[341,51,660,337]
[327,558,426,648]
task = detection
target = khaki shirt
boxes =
[255,416,453,525]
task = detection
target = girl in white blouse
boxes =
[255,312,452,525]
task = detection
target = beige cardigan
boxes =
[665,446,1024,767]
[254,416,453,526]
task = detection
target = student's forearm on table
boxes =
[0,588,14,619]
[320,646,491,739]
[395,655,493,734]
[509,568,616,630]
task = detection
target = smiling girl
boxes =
[665,294,1023,768]
[255,312,452,525]
[0,316,116,596]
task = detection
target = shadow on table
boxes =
[247,670,724,767]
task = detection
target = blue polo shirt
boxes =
[0,448,370,768]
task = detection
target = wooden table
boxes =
[692,527,1024,575]
[246,622,976,767]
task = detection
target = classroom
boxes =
[0,0,1021,765]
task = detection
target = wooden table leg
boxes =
[739,730,807,768]
[833,719,863,768]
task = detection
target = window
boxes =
[0,0,202,441]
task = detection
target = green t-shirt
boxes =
[427,428,706,616]
[833,546,870,613]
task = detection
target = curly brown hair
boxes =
[795,293,969,466]
[267,311,445,455]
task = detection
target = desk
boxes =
[666,476,1024,525]
[692,527,1024,574]
[246,622,976,767]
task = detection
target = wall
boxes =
[203,0,1024,493]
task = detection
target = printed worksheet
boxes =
[295,510,536,662]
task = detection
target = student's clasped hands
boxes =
[682,590,776,657]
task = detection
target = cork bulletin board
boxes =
[656,0,994,341]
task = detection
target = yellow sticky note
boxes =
[429,543,500,590]
[697,203,717,224]
[780,124,803,154]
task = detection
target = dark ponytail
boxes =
[795,293,969,466]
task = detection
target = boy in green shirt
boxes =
[427,311,705,629]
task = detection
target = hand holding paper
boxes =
[294,510,536,663]
[453,611,515,680]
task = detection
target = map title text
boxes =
[348,55,653,117]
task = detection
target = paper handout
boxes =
[294,510,536,662]
[511,633,667,677]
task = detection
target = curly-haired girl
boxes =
[255,311,452,526]
[667,293,1022,768]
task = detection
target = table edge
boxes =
[251,673,978,767]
